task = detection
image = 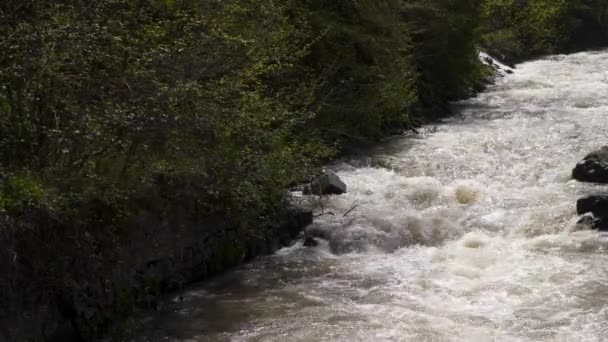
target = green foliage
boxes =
[0,0,330,220]
[304,0,486,141]
[404,0,487,110]
[0,172,50,210]
[0,0,490,218]
[480,0,608,61]
[0,3,332,336]
[305,0,419,140]
[480,0,567,60]
[2,0,607,339]
[564,0,608,50]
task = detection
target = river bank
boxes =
[1,178,315,342]
[131,49,608,341]
[2,1,607,339]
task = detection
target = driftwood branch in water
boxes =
[343,204,358,217]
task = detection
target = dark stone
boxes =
[303,171,347,196]
[577,195,608,216]
[576,195,608,231]
[303,236,318,247]
[505,69,514,74]
[577,214,608,231]
[572,146,608,183]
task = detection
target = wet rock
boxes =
[577,195,608,216]
[576,195,608,231]
[576,214,608,231]
[577,213,600,227]
[303,171,347,196]
[572,146,608,183]
[303,236,318,247]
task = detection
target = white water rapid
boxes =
[136,51,608,341]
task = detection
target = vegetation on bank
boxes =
[481,0,608,62]
[1,0,607,339]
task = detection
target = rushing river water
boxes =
[135,51,608,341]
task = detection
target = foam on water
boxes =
[136,51,608,341]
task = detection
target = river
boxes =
[134,51,608,341]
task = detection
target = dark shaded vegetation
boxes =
[480,0,608,63]
[1,0,607,340]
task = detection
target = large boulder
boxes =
[576,195,608,231]
[572,146,608,183]
[303,171,347,196]
[577,195,608,216]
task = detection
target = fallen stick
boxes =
[343,204,358,217]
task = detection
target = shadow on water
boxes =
[129,249,339,341]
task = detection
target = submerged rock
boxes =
[572,146,608,183]
[303,171,347,196]
[576,195,608,231]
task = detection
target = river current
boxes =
[136,51,608,341]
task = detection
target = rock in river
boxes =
[303,171,347,196]
[572,146,608,183]
[577,195,608,216]
[576,195,608,231]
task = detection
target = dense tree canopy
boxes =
[2,0,605,214]
[0,0,492,217]
[480,0,608,61]
[1,0,607,339]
